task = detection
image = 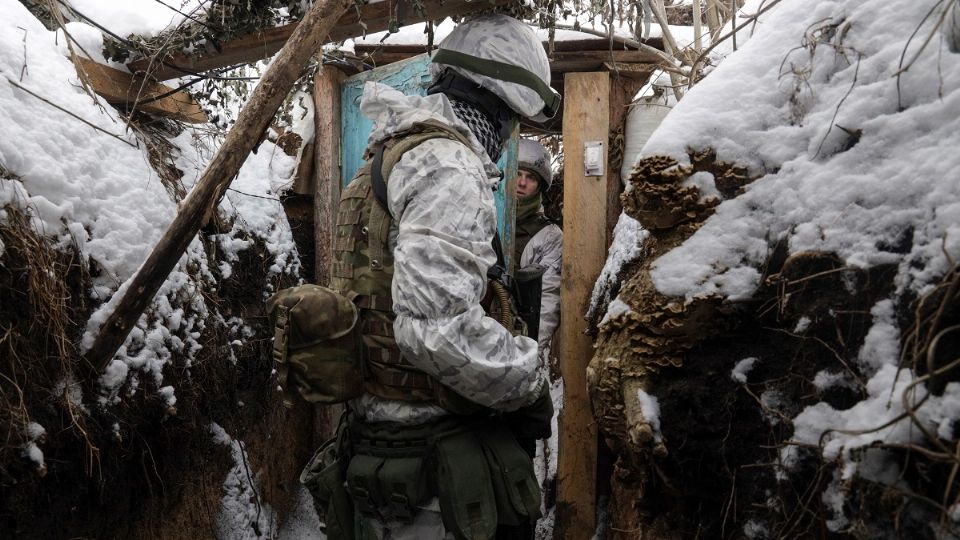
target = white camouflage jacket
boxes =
[519,221,563,363]
[350,82,546,424]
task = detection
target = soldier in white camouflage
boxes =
[303,13,562,540]
[514,139,562,365]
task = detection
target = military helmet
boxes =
[429,14,560,121]
[518,139,552,190]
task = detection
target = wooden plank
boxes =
[556,71,610,539]
[128,0,512,81]
[84,0,353,372]
[353,45,662,73]
[311,63,346,442]
[75,57,207,123]
[313,64,345,286]
[292,140,315,195]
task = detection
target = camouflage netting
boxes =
[591,152,960,539]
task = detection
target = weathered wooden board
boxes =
[353,44,662,70]
[75,57,207,123]
[129,0,512,81]
[556,71,611,539]
[313,64,345,287]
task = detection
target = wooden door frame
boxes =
[313,64,643,538]
[555,71,638,539]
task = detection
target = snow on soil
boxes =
[2,1,302,532]
[605,0,960,532]
[643,0,960,301]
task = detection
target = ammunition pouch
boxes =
[344,416,541,540]
[266,285,363,407]
[300,421,355,540]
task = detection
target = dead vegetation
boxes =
[591,149,960,538]
[0,130,310,538]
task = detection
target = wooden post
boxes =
[83,0,353,371]
[555,72,611,539]
[311,63,346,445]
[313,64,345,287]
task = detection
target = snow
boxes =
[812,370,857,392]
[64,0,209,38]
[856,299,900,375]
[2,0,298,408]
[22,422,46,472]
[731,356,759,384]
[641,0,960,302]
[636,389,663,443]
[2,5,304,531]
[589,212,648,319]
[792,316,811,334]
[210,423,279,539]
[789,364,960,468]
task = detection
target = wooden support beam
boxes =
[311,63,347,444]
[556,71,612,539]
[352,44,662,73]
[75,57,207,123]
[128,0,512,81]
[312,64,345,286]
[83,0,353,372]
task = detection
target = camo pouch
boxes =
[300,431,355,540]
[266,284,362,406]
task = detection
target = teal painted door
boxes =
[340,54,520,273]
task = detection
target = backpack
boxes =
[267,120,526,412]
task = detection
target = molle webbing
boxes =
[331,123,479,413]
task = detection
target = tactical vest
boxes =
[330,120,514,415]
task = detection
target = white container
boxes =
[621,98,673,181]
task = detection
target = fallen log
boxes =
[84,0,353,372]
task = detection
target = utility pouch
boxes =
[266,285,362,406]
[346,454,385,517]
[435,430,498,540]
[480,424,542,526]
[377,456,428,522]
[300,434,355,540]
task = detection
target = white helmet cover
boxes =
[518,139,552,190]
[430,14,560,120]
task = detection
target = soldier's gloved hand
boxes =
[505,384,554,441]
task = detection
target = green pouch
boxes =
[377,456,428,522]
[435,430,498,540]
[300,436,356,540]
[266,284,362,406]
[346,454,385,517]
[481,425,542,526]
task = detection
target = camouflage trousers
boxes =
[358,498,452,540]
